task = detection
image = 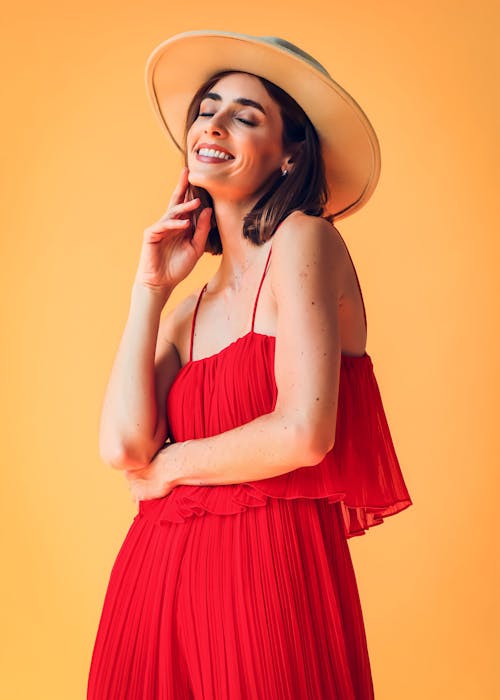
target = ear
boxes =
[281,142,302,175]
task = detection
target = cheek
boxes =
[251,151,280,175]
[242,138,280,170]
[186,123,201,149]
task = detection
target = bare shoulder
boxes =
[269,211,348,295]
[272,210,346,258]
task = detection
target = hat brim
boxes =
[145,30,381,221]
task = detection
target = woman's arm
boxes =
[100,167,213,471]
[170,411,328,486]
[170,213,345,487]
[98,281,176,469]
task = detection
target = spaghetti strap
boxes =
[190,283,208,362]
[251,245,273,332]
[250,224,367,335]
[338,235,368,333]
[191,223,366,359]
[190,244,272,361]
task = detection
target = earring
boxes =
[281,168,288,177]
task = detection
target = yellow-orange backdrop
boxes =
[1,2,498,698]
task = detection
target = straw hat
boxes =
[144,29,381,221]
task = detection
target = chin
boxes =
[188,176,212,194]
[188,166,209,180]
[186,171,203,185]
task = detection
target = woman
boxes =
[87,31,413,699]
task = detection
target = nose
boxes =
[204,112,228,135]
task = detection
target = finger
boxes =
[190,207,213,256]
[183,168,195,204]
[174,166,189,204]
[144,219,192,241]
[145,218,191,235]
[167,167,189,209]
[165,197,200,219]
[157,197,200,227]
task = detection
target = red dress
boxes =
[87,239,412,699]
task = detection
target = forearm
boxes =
[99,281,173,466]
[171,411,328,487]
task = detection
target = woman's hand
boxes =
[135,166,212,293]
[124,442,182,504]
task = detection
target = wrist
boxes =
[169,440,192,487]
[131,280,173,308]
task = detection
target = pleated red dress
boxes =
[87,240,412,699]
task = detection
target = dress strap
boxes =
[190,282,208,362]
[249,237,367,334]
[251,245,273,332]
[339,236,368,332]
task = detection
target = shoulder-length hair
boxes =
[182,70,334,254]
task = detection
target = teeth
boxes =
[198,148,232,160]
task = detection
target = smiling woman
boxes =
[87,30,412,700]
[183,70,330,253]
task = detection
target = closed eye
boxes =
[198,112,256,126]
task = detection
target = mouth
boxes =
[195,147,235,162]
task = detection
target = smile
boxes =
[196,148,234,162]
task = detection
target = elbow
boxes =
[306,435,335,466]
[99,443,151,471]
[318,426,336,457]
[289,420,335,467]
[99,419,168,470]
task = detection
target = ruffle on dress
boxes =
[137,333,412,539]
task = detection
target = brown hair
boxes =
[182,70,334,255]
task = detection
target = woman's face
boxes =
[186,72,289,205]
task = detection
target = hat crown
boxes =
[256,35,332,79]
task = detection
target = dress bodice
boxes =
[138,232,412,538]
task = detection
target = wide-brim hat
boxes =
[144,30,381,221]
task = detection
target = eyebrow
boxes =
[201,92,267,116]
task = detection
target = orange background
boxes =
[1,2,498,698]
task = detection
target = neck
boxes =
[208,200,269,293]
